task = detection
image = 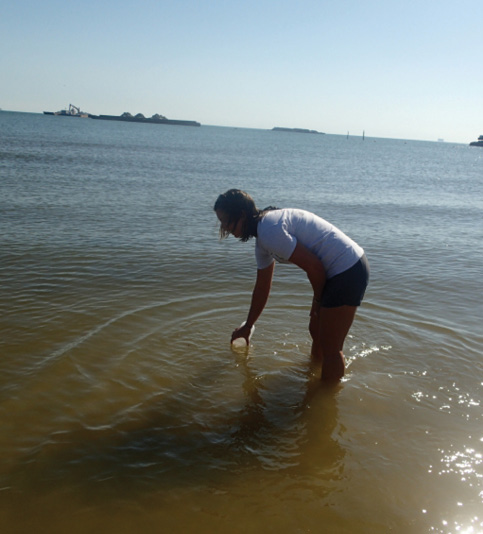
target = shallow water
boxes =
[1,111,482,533]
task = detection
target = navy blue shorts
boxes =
[320,254,370,308]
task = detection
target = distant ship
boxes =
[44,106,200,127]
[43,104,90,118]
[469,135,483,147]
[90,112,200,127]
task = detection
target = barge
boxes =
[44,106,200,127]
[90,112,200,127]
[469,135,483,147]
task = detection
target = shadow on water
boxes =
[4,352,346,503]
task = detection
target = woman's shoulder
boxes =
[256,209,298,260]
[257,209,293,240]
[259,208,285,229]
[261,208,317,225]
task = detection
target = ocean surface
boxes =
[1,111,482,533]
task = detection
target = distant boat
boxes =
[43,104,90,118]
[469,135,483,147]
[43,106,201,127]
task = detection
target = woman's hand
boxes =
[231,323,252,344]
[309,298,320,341]
[310,297,321,318]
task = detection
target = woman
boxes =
[214,189,369,381]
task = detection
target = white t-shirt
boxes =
[255,209,364,278]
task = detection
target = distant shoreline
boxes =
[272,127,324,135]
[0,109,468,144]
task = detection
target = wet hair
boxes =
[214,189,277,242]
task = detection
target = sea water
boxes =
[0,111,482,533]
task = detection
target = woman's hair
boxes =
[214,189,276,242]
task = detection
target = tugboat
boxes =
[43,104,90,118]
[469,135,483,147]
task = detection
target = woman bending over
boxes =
[214,189,369,382]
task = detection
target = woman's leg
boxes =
[312,305,358,381]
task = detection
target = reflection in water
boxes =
[229,349,346,478]
[3,347,346,511]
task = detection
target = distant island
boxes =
[272,127,324,135]
[43,104,200,127]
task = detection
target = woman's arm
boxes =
[231,262,275,342]
[288,241,326,308]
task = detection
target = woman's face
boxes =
[216,209,244,238]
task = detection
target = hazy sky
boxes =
[2,0,482,142]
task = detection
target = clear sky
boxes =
[1,0,482,142]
